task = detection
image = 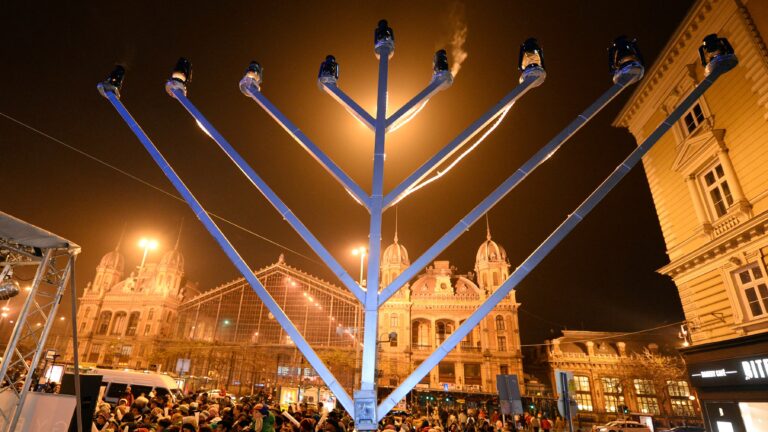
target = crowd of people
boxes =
[89,387,566,432]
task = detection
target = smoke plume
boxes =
[448,2,468,77]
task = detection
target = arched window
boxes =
[125,312,141,336]
[96,311,112,335]
[84,307,91,318]
[436,320,453,344]
[495,315,506,331]
[110,311,127,335]
[390,313,398,328]
[148,308,154,320]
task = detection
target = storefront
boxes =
[682,332,768,432]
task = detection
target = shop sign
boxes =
[689,356,768,387]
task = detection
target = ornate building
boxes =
[71,226,523,398]
[525,330,700,429]
[613,0,768,430]
[73,233,198,369]
[378,226,523,394]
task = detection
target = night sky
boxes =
[1,1,694,344]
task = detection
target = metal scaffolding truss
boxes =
[0,212,83,432]
[98,23,737,427]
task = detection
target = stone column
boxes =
[716,147,750,211]
[686,175,711,228]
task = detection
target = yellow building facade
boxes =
[614,1,768,429]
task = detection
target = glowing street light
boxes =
[352,247,367,287]
[138,238,159,269]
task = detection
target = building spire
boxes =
[485,213,492,241]
[394,206,399,244]
[115,223,127,251]
[174,218,184,250]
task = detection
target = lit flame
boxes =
[449,2,468,77]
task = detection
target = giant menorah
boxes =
[98,20,736,428]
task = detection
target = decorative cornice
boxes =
[659,209,768,277]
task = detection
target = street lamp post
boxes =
[352,247,367,287]
[138,238,158,270]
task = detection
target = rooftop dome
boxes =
[476,238,507,263]
[476,219,507,264]
[98,249,125,273]
[160,249,184,269]
[382,234,409,266]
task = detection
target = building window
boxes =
[144,324,152,336]
[390,332,398,347]
[390,313,398,328]
[148,309,154,320]
[438,362,456,383]
[702,164,733,218]
[110,312,127,336]
[601,377,624,413]
[492,273,500,286]
[667,380,696,416]
[682,103,705,135]
[573,376,593,411]
[96,311,112,335]
[734,264,768,318]
[499,364,509,375]
[436,321,453,345]
[125,312,140,336]
[495,315,506,331]
[118,345,132,366]
[88,344,102,363]
[497,336,507,352]
[634,379,660,415]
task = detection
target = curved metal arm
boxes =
[382,67,546,210]
[240,78,371,210]
[319,82,376,130]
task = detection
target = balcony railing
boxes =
[460,341,482,352]
[411,344,432,351]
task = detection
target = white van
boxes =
[85,368,183,405]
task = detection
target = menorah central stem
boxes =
[356,44,391,427]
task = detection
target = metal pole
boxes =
[382,67,545,209]
[378,63,642,306]
[385,75,450,131]
[100,89,354,415]
[168,86,365,305]
[319,83,376,130]
[69,256,84,432]
[560,373,573,432]
[240,82,370,209]
[377,53,736,417]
